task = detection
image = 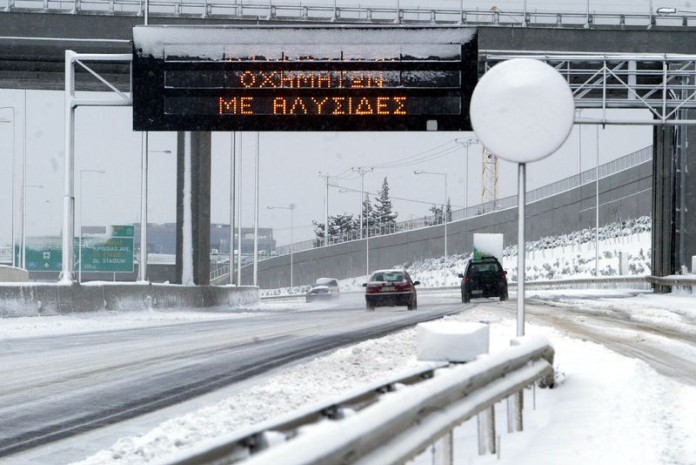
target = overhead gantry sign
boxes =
[132,26,478,131]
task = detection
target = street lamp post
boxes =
[79,169,105,283]
[351,167,373,239]
[0,107,15,267]
[267,204,296,288]
[139,140,172,283]
[414,170,449,261]
[22,183,43,269]
[455,137,479,217]
[44,199,52,235]
[318,171,333,246]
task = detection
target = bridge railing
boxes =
[155,336,554,465]
[3,0,694,28]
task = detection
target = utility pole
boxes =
[318,172,332,246]
[351,166,373,239]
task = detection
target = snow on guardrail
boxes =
[155,336,554,465]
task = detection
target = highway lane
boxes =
[456,295,696,386]
[0,293,463,457]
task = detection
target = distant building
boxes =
[129,223,276,257]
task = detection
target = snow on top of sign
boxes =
[132,26,476,60]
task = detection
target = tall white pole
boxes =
[79,172,84,283]
[253,132,259,286]
[366,209,370,278]
[517,163,526,337]
[237,134,243,285]
[182,133,194,285]
[595,125,600,277]
[11,109,15,268]
[360,174,364,239]
[0,106,16,267]
[324,174,329,246]
[61,51,77,283]
[290,207,294,288]
[352,167,372,239]
[138,132,148,282]
[578,109,582,177]
[20,90,27,269]
[45,199,51,235]
[444,175,448,261]
[465,144,470,215]
[229,132,235,285]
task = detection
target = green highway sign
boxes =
[24,225,135,273]
[23,243,62,272]
[110,225,135,238]
[78,237,134,273]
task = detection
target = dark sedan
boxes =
[363,269,419,311]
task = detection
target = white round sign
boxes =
[469,58,575,164]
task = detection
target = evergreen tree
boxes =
[313,213,359,246]
[332,213,359,240]
[445,198,452,222]
[373,177,398,234]
[428,204,444,225]
[361,194,374,237]
[312,220,326,247]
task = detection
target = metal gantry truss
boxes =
[481,51,696,125]
[3,0,695,29]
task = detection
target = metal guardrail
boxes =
[508,275,651,290]
[259,274,696,299]
[645,275,696,287]
[156,336,554,465]
[1,0,694,29]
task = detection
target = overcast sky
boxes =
[0,0,669,247]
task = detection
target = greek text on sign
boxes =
[132,26,478,131]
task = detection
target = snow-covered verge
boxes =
[333,216,653,291]
[0,308,264,340]
[64,303,696,465]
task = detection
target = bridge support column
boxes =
[176,131,211,285]
[683,112,696,274]
[652,125,676,291]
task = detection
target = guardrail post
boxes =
[431,432,453,465]
[507,391,523,433]
[477,406,496,455]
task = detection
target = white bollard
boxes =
[416,321,489,362]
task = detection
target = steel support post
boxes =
[477,406,496,455]
[138,131,148,282]
[517,163,526,337]
[431,432,453,465]
[60,51,77,283]
[507,391,524,433]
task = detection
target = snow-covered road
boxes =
[0,294,459,458]
[3,289,695,464]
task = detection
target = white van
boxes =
[315,277,340,298]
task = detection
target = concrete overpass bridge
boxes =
[1,3,695,285]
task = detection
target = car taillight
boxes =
[464,275,470,283]
[500,272,507,282]
[395,282,410,291]
[366,284,381,294]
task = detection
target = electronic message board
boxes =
[132,26,478,131]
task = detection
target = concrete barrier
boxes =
[0,266,29,283]
[0,283,259,317]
